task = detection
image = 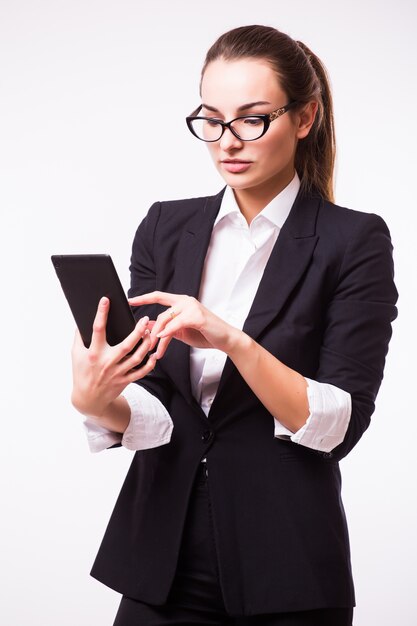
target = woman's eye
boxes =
[243,117,263,126]
[205,118,222,127]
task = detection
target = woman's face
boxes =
[200,57,315,198]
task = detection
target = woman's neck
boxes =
[233,169,296,225]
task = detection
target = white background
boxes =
[1,1,416,624]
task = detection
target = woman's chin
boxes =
[218,169,257,191]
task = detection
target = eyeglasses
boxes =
[186,101,298,142]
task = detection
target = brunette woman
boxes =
[72,25,398,625]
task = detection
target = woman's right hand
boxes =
[71,297,156,419]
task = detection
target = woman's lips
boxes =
[221,160,252,173]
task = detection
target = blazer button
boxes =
[201,430,213,442]
[323,452,333,459]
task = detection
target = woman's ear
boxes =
[296,101,319,139]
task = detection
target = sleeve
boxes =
[120,383,173,451]
[273,377,351,453]
[83,384,174,453]
[83,418,122,453]
[83,201,175,453]
[312,212,398,461]
[127,201,174,410]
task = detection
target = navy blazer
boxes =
[90,187,398,616]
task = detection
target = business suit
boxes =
[90,186,398,617]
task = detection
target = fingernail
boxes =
[139,315,149,324]
[100,297,109,306]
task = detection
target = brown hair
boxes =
[200,25,336,203]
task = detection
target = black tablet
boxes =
[51,254,148,364]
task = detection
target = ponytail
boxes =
[295,41,336,202]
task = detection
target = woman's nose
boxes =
[219,127,243,151]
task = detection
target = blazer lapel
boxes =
[171,188,225,297]
[165,188,225,404]
[215,191,321,398]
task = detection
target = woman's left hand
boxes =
[129,291,241,360]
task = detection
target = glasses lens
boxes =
[230,117,265,140]
[189,118,223,142]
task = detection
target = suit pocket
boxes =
[279,449,338,467]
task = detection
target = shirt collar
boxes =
[214,171,301,229]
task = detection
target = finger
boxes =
[155,335,172,360]
[155,316,185,340]
[112,315,150,362]
[125,352,158,383]
[90,297,110,350]
[128,291,177,308]
[118,329,152,372]
[149,307,181,347]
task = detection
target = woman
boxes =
[72,25,398,625]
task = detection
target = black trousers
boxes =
[113,465,354,626]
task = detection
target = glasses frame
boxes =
[186,101,298,142]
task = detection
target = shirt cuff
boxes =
[83,418,123,453]
[82,384,173,453]
[120,383,174,451]
[274,377,352,453]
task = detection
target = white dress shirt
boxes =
[84,173,351,454]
